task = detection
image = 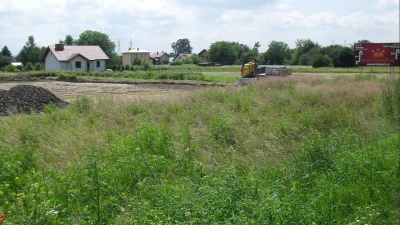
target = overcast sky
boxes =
[0,0,399,56]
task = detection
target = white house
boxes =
[172,53,195,62]
[42,44,109,71]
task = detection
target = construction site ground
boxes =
[0,72,395,102]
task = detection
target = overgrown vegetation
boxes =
[0,77,399,224]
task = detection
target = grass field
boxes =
[0,75,399,224]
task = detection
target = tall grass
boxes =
[0,76,399,224]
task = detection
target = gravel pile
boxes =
[0,85,68,116]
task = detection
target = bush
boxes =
[23,62,33,71]
[312,55,332,68]
[33,63,43,71]
[141,60,152,71]
[124,64,131,71]
[5,64,16,72]
[190,55,202,64]
[133,58,142,65]
[170,60,184,66]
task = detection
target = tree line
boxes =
[1,29,371,72]
[206,39,372,67]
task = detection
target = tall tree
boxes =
[0,55,12,68]
[291,39,318,65]
[75,30,119,68]
[75,30,116,59]
[64,35,74,45]
[1,46,12,57]
[207,41,237,65]
[357,39,372,43]
[262,41,291,65]
[16,36,42,64]
[171,38,192,54]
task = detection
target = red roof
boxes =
[47,45,109,62]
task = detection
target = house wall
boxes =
[70,56,88,71]
[199,50,208,62]
[173,55,184,61]
[91,60,106,71]
[122,53,151,65]
[45,50,61,71]
[60,62,69,70]
[160,54,169,64]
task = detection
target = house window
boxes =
[96,61,100,68]
[76,61,81,68]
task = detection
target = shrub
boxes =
[141,59,151,71]
[5,64,16,72]
[170,60,184,66]
[33,63,43,71]
[23,62,33,71]
[312,54,331,68]
[124,64,131,71]
[133,57,142,65]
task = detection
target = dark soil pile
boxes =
[0,85,68,116]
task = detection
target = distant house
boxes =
[198,49,209,63]
[122,48,151,65]
[11,62,23,67]
[42,44,109,71]
[150,51,169,65]
[172,53,195,62]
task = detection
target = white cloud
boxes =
[376,0,399,8]
[0,0,399,56]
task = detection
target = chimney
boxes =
[137,48,139,51]
[55,44,64,51]
[157,51,158,55]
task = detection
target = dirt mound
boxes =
[0,85,68,116]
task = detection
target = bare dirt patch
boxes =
[0,81,205,101]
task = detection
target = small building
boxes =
[172,53,195,62]
[122,48,151,65]
[198,49,209,63]
[11,62,23,67]
[150,51,169,65]
[42,44,109,71]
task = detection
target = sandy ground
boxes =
[0,81,204,101]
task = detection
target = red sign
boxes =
[354,43,400,66]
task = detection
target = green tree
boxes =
[5,64,15,72]
[336,47,354,67]
[291,39,318,65]
[262,41,291,65]
[0,55,12,68]
[75,30,119,68]
[33,63,43,71]
[132,58,142,65]
[208,41,237,65]
[64,35,74,45]
[171,38,192,54]
[298,46,320,66]
[16,36,42,64]
[23,62,33,71]
[141,59,151,71]
[190,55,201,64]
[312,54,331,68]
[1,46,12,57]
[75,30,116,57]
[358,39,372,43]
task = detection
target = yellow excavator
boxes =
[240,57,292,79]
[240,57,259,78]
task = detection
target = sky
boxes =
[0,0,399,56]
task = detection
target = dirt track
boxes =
[0,81,204,101]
